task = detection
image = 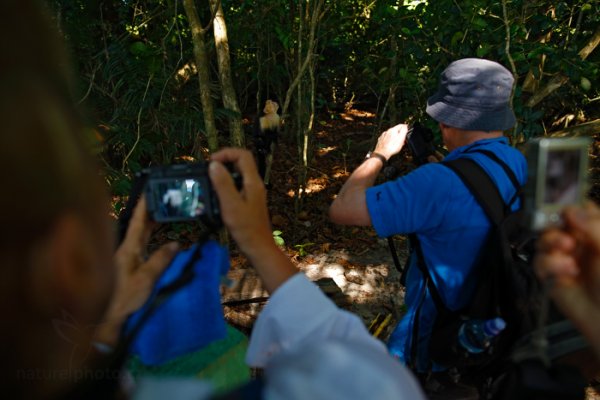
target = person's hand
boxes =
[209,148,275,257]
[373,124,409,161]
[96,197,179,346]
[534,203,600,358]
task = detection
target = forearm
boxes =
[329,157,383,226]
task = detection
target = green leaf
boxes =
[450,32,463,48]
[273,230,282,236]
[472,17,488,29]
[129,41,148,56]
[476,45,490,58]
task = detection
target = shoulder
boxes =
[404,162,464,185]
[461,138,528,182]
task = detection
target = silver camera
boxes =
[524,137,591,231]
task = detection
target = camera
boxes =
[406,123,437,166]
[524,137,591,231]
[143,163,241,226]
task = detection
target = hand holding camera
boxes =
[208,149,275,256]
[374,123,409,161]
[98,197,180,346]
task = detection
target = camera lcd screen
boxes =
[149,178,206,219]
[544,148,581,206]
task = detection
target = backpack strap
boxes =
[411,155,518,311]
[466,149,520,193]
[463,148,522,210]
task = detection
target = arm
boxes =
[209,148,297,294]
[534,203,600,361]
[329,124,409,226]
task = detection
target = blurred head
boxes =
[1,0,116,394]
[263,99,279,115]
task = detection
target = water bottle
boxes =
[458,317,506,354]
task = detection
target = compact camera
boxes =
[524,137,591,231]
[406,123,437,166]
[143,163,241,226]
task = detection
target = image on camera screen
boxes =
[153,179,205,219]
[544,149,580,206]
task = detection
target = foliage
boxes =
[294,242,315,257]
[273,230,285,247]
[48,0,600,196]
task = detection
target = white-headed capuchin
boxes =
[254,99,280,185]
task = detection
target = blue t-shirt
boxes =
[365,137,527,371]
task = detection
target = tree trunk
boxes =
[183,0,219,154]
[209,0,245,148]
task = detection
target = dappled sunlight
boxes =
[332,169,350,178]
[346,109,376,118]
[305,177,327,194]
[284,177,332,198]
[317,145,337,156]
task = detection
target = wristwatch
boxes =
[365,151,387,165]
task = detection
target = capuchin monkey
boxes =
[254,99,280,185]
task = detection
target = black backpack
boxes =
[405,149,588,395]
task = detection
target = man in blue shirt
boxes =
[329,59,527,384]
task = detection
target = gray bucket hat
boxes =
[426,58,516,131]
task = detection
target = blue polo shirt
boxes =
[365,137,526,371]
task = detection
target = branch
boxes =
[122,75,152,173]
[76,65,99,105]
[548,119,600,138]
[201,0,222,34]
[578,27,600,59]
[501,0,517,108]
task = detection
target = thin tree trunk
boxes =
[210,0,245,148]
[387,35,399,125]
[295,0,305,212]
[183,0,219,154]
[280,0,326,124]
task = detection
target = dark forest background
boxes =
[47,0,600,215]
